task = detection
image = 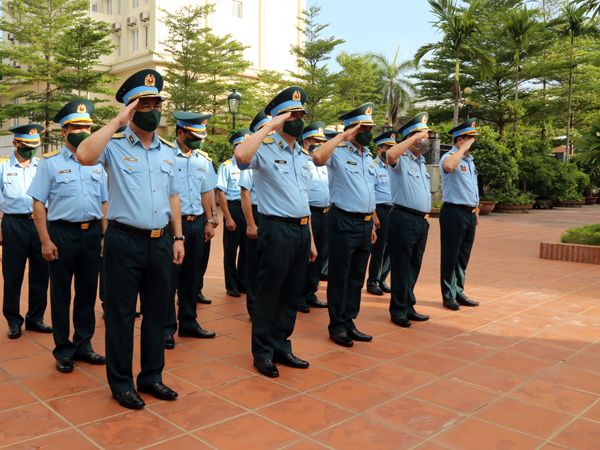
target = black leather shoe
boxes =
[407,312,430,322]
[138,382,178,400]
[380,283,392,294]
[56,358,74,373]
[443,299,461,311]
[113,389,145,409]
[273,353,309,369]
[74,351,106,365]
[391,316,411,328]
[307,299,328,308]
[197,291,212,304]
[135,311,142,318]
[254,359,279,378]
[367,285,385,296]
[457,295,480,307]
[330,332,354,347]
[348,329,373,341]
[7,325,21,339]
[227,289,241,298]
[297,303,310,313]
[179,327,216,339]
[25,322,52,333]
[238,286,247,294]
[164,335,175,349]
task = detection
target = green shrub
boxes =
[561,224,600,246]
[470,127,518,194]
[495,188,535,206]
[431,202,443,208]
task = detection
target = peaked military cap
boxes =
[173,111,212,139]
[324,129,340,140]
[250,109,272,133]
[374,130,398,147]
[53,99,95,128]
[449,118,480,138]
[116,69,165,105]
[229,128,252,146]
[302,121,327,142]
[9,124,45,148]
[398,112,430,138]
[265,86,309,116]
[338,103,376,127]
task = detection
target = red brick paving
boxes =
[0,205,599,449]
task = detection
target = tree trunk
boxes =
[566,37,574,160]
[513,53,519,134]
[453,57,460,127]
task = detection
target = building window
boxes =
[232,1,242,18]
[106,0,112,14]
[117,35,121,55]
[132,0,139,8]
[118,0,122,14]
[91,3,98,12]
[144,26,149,48]
[132,29,138,51]
[12,99,19,127]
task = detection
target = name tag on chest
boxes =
[123,157,139,163]
[6,173,17,176]
[274,160,287,164]
[346,161,357,166]
[58,169,71,174]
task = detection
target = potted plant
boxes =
[494,188,535,212]
[479,184,497,215]
[430,201,443,216]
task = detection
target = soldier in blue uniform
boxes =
[439,119,481,311]
[0,124,51,339]
[163,112,217,350]
[366,130,395,296]
[386,113,433,327]
[28,100,107,373]
[77,69,185,409]
[298,121,329,313]
[235,86,317,378]
[216,131,250,297]
[312,103,377,348]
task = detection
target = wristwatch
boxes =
[206,219,215,224]
[173,236,185,242]
[212,212,218,216]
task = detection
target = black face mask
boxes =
[132,109,161,132]
[355,131,373,146]
[282,118,304,138]
[66,132,91,149]
[183,137,204,150]
[380,151,387,161]
[16,146,37,160]
[308,144,322,152]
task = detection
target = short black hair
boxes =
[176,125,183,134]
[453,136,460,144]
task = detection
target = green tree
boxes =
[574,0,600,19]
[414,0,496,126]
[289,5,344,125]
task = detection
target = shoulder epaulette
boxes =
[337,142,348,147]
[43,150,60,158]
[34,157,40,161]
[222,159,232,166]
[197,150,213,161]
[0,156,9,163]
[448,151,455,155]
[263,137,275,144]
[301,148,309,156]
[111,133,126,139]
[158,136,176,148]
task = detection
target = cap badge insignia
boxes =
[201,119,208,126]
[29,128,38,135]
[145,74,156,87]
[391,133,396,139]
[318,127,323,134]
[365,106,373,116]
[77,104,87,114]
[422,115,428,123]
[292,90,301,102]
[471,121,476,127]
[244,134,250,139]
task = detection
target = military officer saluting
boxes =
[1,124,51,339]
[312,103,377,348]
[366,130,395,296]
[217,131,249,298]
[77,69,185,410]
[319,129,338,282]
[439,118,481,311]
[385,113,433,327]
[163,112,217,350]
[239,110,271,318]
[299,121,329,313]
[28,99,108,373]
[235,86,317,378]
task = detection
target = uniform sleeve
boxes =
[238,169,253,191]
[26,158,51,203]
[168,148,183,196]
[247,143,267,170]
[326,146,341,169]
[200,159,216,193]
[439,153,451,174]
[0,166,5,204]
[389,155,405,174]
[96,140,116,167]
[216,164,228,191]
[100,166,109,202]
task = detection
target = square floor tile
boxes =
[409,379,498,414]
[447,365,529,394]
[0,404,70,447]
[170,360,251,389]
[425,340,496,362]
[354,363,436,394]
[503,340,575,364]
[310,378,397,413]
[46,388,128,426]
[164,345,211,370]
[508,380,599,414]
[553,418,600,450]
[453,331,519,350]
[539,366,600,395]
[4,429,98,450]
[0,340,47,363]
[210,376,298,409]
[0,382,38,412]
[20,369,104,401]
[186,335,250,358]
[308,350,380,375]
[0,353,57,380]
[394,351,465,377]
[478,351,554,377]
[582,401,600,422]
[143,434,213,449]
[272,366,343,392]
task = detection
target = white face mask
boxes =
[416,138,430,155]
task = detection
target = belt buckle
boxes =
[471,208,476,213]
[150,229,163,238]
[187,215,196,221]
[323,208,329,213]
[300,217,308,225]
[28,213,34,219]
[364,215,372,221]
[424,214,430,220]
[81,223,89,230]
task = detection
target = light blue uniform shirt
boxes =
[94,126,182,229]
[0,152,39,214]
[326,141,376,213]
[239,132,312,218]
[373,156,392,206]
[307,156,329,208]
[216,157,241,201]
[389,149,431,213]
[174,141,216,216]
[238,169,258,206]
[28,146,108,222]
[440,148,479,207]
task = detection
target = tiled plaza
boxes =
[0,205,599,450]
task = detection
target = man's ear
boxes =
[61,127,68,139]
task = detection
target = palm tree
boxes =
[550,4,600,159]
[414,0,495,126]
[367,48,415,127]
[501,6,540,134]
[574,0,600,20]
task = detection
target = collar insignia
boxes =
[127,134,135,146]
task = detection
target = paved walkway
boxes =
[0,205,599,450]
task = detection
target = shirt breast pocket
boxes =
[160,161,174,190]
[193,169,206,190]
[118,160,142,190]
[89,171,102,197]
[407,168,420,181]
[55,173,78,198]
[3,179,20,198]
[274,163,291,186]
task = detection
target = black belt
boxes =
[182,215,201,222]
[53,219,99,229]
[377,204,393,211]
[263,215,309,225]
[393,204,429,219]
[4,213,34,219]
[444,202,477,213]
[227,200,242,206]
[109,220,166,238]
[310,206,329,214]
[251,205,258,211]
[332,204,372,221]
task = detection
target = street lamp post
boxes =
[463,87,480,120]
[227,88,242,130]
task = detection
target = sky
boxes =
[306,0,440,71]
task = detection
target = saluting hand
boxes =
[42,240,59,261]
[268,112,292,131]
[116,99,139,127]
[459,137,475,152]
[173,241,185,264]
[341,124,361,142]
